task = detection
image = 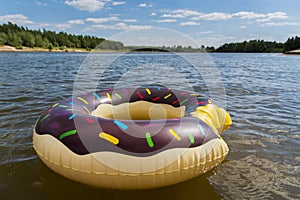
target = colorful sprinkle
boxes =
[180,99,188,106]
[60,130,77,140]
[99,132,119,145]
[164,93,172,99]
[69,101,74,106]
[188,133,195,144]
[181,92,188,95]
[190,93,199,96]
[39,114,50,123]
[169,129,181,141]
[145,88,151,95]
[66,108,81,112]
[172,99,179,105]
[197,101,205,105]
[114,93,122,99]
[77,97,89,105]
[208,99,212,104]
[146,132,154,148]
[106,93,112,101]
[198,124,206,136]
[83,106,90,114]
[85,118,94,124]
[157,87,161,90]
[52,103,59,108]
[152,96,160,101]
[68,114,76,120]
[137,91,144,99]
[113,120,128,130]
[93,92,101,101]
[58,105,68,108]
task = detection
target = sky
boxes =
[0,0,300,47]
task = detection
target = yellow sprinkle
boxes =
[83,106,90,114]
[190,93,199,96]
[145,88,151,95]
[99,132,119,145]
[164,93,172,99]
[52,103,59,108]
[169,129,181,141]
[208,99,212,104]
[106,93,112,101]
[77,97,89,105]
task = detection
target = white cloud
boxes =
[180,21,200,26]
[54,19,86,30]
[36,1,48,6]
[161,9,290,25]
[161,14,185,18]
[54,23,73,30]
[261,22,298,26]
[232,11,265,19]
[172,9,202,17]
[138,3,153,8]
[156,19,177,23]
[266,12,288,20]
[67,19,85,25]
[64,0,108,12]
[191,12,232,21]
[240,25,246,29]
[85,16,119,23]
[256,18,270,22]
[92,22,151,30]
[123,19,137,22]
[150,12,156,16]
[196,31,213,35]
[112,1,125,5]
[0,14,34,24]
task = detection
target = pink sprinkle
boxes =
[152,96,160,101]
[137,91,144,99]
[85,118,95,124]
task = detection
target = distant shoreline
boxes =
[1,45,300,55]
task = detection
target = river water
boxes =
[0,52,299,199]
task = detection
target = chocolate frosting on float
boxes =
[35,87,220,156]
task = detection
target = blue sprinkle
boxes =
[69,114,76,120]
[157,87,160,90]
[113,120,128,130]
[198,124,206,136]
[93,92,101,101]
[69,101,74,106]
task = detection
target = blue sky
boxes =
[0,0,300,47]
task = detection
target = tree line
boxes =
[0,22,124,50]
[1,22,299,53]
[215,37,300,53]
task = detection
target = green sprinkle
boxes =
[39,114,50,123]
[59,130,77,140]
[188,133,195,144]
[114,93,122,99]
[146,132,154,148]
[180,99,188,106]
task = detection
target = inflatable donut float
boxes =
[33,87,232,189]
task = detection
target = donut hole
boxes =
[91,101,185,120]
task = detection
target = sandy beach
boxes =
[284,49,300,55]
[0,45,90,52]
